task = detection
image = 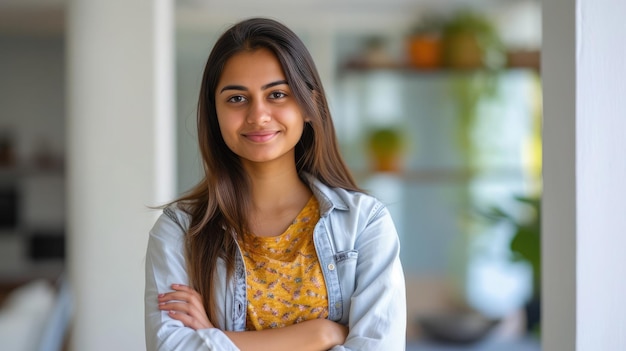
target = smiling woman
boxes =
[144,17,406,351]
[215,49,307,168]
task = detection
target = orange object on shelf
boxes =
[407,35,442,70]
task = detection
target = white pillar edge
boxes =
[154,0,177,206]
[542,1,577,350]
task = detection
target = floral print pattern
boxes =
[239,196,329,330]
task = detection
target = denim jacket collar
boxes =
[300,172,349,216]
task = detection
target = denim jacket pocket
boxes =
[333,250,358,324]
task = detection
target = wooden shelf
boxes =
[340,50,540,74]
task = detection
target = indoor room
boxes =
[1,0,624,350]
[0,0,542,349]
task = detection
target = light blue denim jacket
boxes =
[145,174,406,350]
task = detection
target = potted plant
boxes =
[482,195,541,333]
[406,15,445,70]
[365,126,407,172]
[441,10,506,70]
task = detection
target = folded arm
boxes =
[159,284,347,351]
[146,209,347,351]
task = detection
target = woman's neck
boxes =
[243,163,313,237]
[250,168,310,209]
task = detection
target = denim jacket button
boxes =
[328,263,335,271]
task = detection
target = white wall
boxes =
[543,0,626,350]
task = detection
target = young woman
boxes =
[145,18,406,351]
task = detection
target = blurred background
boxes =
[0,0,542,350]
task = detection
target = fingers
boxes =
[159,284,202,306]
[169,283,202,297]
[157,284,214,330]
[167,309,209,331]
[159,284,200,299]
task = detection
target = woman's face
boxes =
[215,48,307,169]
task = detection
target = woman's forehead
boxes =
[218,48,286,87]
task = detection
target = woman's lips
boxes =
[243,131,279,143]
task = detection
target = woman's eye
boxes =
[227,95,246,103]
[269,91,286,99]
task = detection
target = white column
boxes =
[543,1,626,350]
[66,0,175,349]
[575,0,626,349]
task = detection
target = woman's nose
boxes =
[246,99,271,125]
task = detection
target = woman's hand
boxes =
[224,319,348,351]
[157,284,214,330]
[327,320,349,347]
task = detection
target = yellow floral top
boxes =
[239,196,329,330]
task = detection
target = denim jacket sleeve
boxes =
[331,204,407,351]
[144,207,240,351]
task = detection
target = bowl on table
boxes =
[416,312,500,344]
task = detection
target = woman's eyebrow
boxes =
[219,80,288,94]
[219,84,247,94]
[261,80,288,90]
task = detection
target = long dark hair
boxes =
[176,17,360,324]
